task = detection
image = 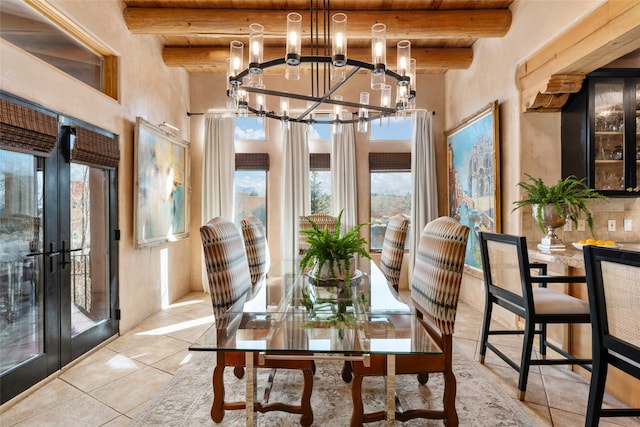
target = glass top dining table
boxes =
[189,258,443,425]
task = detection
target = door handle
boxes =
[43,242,61,273]
[60,240,83,269]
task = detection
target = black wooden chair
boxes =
[478,232,592,400]
[583,245,640,426]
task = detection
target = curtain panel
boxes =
[281,122,310,260]
[331,120,358,232]
[201,113,236,291]
[410,111,438,271]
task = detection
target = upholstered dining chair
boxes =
[240,214,271,286]
[478,232,592,401]
[298,213,337,253]
[350,216,469,426]
[583,245,640,426]
[200,217,314,426]
[379,214,409,292]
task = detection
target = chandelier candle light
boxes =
[226,3,416,133]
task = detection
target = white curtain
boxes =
[410,111,438,271]
[331,120,358,232]
[201,112,236,291]
[281,122,310,260]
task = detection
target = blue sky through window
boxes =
[235,116,266,140]
[370,116,411,140]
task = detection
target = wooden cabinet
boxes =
[562,69,640,196]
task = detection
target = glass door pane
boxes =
[0,150,44,375]
[593,81,625,191]
[69,163,109,337]
[635,82,639,185]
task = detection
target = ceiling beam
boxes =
[124,8,511,39]
[162,46,473,73]
[517,0,640,112]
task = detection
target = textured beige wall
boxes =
[443,0,612,311]
[1,0,191,333]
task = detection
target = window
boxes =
[308,120,331,141]
[369,152,411,251]
[310,153,331,214]
[234,153,268,228]
[235,116,266,141]
[370,116,412,141]
[0,0,118,99]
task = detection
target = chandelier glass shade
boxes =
[226,4,416,132]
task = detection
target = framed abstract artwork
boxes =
[134,117,190,248]
[446,101,500,270]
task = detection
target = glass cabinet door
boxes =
[593,81,625,191]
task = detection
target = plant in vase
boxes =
[512,173,607,248]
[299,209,371,288]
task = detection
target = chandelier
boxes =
[226,2,416,133]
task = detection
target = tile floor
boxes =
[1,291,638,426]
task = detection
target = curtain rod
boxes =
[187,110,435,116]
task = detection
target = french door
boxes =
[0,122,118,403]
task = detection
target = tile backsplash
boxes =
[521,198,640,244]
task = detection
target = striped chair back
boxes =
[200,217,251,315]
[380,214,409,290]
[298,213,338,253]
[240,214,270,285]
[410,216,470,336]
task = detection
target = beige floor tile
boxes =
[543,374,590,415]
[151,348,200,375]
[90,366,172,414]
[11,394,119,427]
[102,414,132,427]
[164,293,212,318]
[59,351,145,393]
[548,407,586,427]
[518,401,553,427]
[109,333,190,365]
[476,362,548,407]
[0,379,85,425]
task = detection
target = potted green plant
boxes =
[299,209,371,288]
[512,173,607,238]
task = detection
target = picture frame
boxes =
[446,101,500,270]
[134,117,191,248]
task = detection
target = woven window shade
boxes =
[310,153,330,170]
[71,126,120,169]
[369,152,411,171]
[235,153,269,170]
[0,98,58,156]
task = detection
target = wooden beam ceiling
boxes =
[122,1,513,73]
[517,0,640,112]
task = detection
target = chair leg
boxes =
[443,339,459,426]
[585,353,608,427]
[211,364,226,422]
[478,300,493,364]
[518,319,536,401]
[350,373,365,427]
[539,322,547,360]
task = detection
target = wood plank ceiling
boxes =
[122,0,514,74]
